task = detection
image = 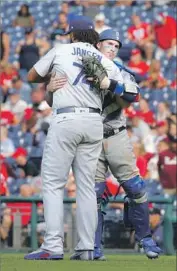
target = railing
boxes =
[0,196,176,255]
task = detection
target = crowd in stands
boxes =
[0,0,176,248]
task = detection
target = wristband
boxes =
[109,79,124,95]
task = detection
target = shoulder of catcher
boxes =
[113,60,135,76]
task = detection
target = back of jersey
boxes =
[34,42,123,110]
[52,42,103,110]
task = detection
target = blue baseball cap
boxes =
[99,29,122,48]
[64,16,94,34]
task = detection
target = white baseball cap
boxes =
[95,13,105,22]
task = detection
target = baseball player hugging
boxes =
[24,17,125,261]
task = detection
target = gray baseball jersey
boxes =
[34,42,124,111]
[102,67,139,129]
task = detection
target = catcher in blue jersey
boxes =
[81,29,161,261]
[46,28,161,261]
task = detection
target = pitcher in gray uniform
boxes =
[24,18,124,261]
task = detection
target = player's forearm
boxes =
[28,67,51,83]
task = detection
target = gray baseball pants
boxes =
[40,112,103,254]
[95,129,139,184]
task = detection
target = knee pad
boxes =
[122,175,147,203]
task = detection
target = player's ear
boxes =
[97,42,101,50]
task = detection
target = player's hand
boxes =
[46,72,67,93]
[82,56,108,90]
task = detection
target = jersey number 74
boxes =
[72,62,92,90]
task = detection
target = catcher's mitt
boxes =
[82,56,108,89]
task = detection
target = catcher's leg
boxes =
[122,176,162,259]
[94,145,108,261]
[106,130,161,259]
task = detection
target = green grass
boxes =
[0,254,176,271]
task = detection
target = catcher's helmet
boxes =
[99,29,122,48]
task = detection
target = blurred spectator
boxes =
[168,114,176,126]
[8,110,36,150]
[51,12,69,45]
[153,0,173,5]
[51,29,69,45]
[31,86,45,109]
[94,13,110,34]
[155,121,168,145]
[15,109,46,170]
[59,1,78,22]
[0,156,12,244]
[11,75,32,104]
[77,0,106,5]
[131,113,156,153]
[0,205,12,243]
[143,1,154,10]
[0,126,15,157]
[0,63,18,103]
[149,207,163,246]
[136,98,155,126]
[126,125,139,144]
[0,64,18,88]
[29,128,46,171]
[52,12,69,33]
[0,111,17,126]
[128,49,149,82]
[156,102,171,121]
[6,147,40,197]
[12,4,35,28]
[115,0,135,6]
[3,88,28,122]
[37,101,52,127]
[157,139,169,154]
[67,181,76,199]
[127,14,154,61]
[16,28,40,72]
[133,142,149,178]
[168,122,177,138]
[66,178,76,211]
[78,0,106,19]
[170,76,177,90]
[16,27,51,71]
[12,147,39,178]
[0,31,10,65]
[140,59,167,89]
[154,13,177,60]
[0,155,9,196]
[158,135,177,195]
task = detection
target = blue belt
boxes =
[56,107,101,114]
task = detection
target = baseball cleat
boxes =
[140,237,162,259]
[70,250,94,260]
[24,249,64,260]
[94,248,106,261]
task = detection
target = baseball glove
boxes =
[82,56,108,89]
